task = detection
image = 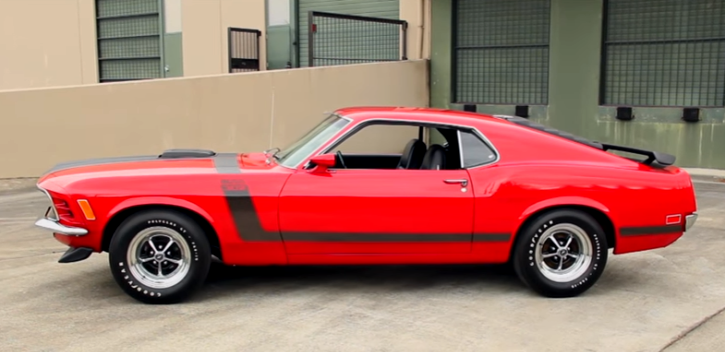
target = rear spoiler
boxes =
[489,114,676,167]
[598,143,676,166]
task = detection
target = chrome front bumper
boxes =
[35,206,88,236]
[685,212,698,232]
[35,218,88,236]
[35,187,89,236]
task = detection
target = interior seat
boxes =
[396,139,427,169]
[420,144,446,170]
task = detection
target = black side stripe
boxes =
[281,233,511,243]
[213,153,511,243]
[620,224,682,236]
[215,154,283,242]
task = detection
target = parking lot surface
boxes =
[1,180,724,352]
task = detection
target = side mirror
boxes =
[309,154,336,171]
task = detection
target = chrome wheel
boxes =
[534,223,593,283]
[126,227,192,289]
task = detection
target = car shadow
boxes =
[192,262,526,302]
[46,254,644,304]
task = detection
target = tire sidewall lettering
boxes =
[525,216,604,290]
[112,218,199,299]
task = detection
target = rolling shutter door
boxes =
[298,0,399,67]
[602,0,725,107]
[453,0,551,105]
[96,0,164,82]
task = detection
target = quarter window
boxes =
[459,130,496,168]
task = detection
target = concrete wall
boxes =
[430,0,725,169]
[400,0,432,61]
[0,60,429,178]
[0,0,98,91]
[182,0,268,76]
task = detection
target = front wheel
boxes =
[513,209,608,298]
[108,209,212,304]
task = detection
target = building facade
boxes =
[1,0,723,168]
[0,0,425,90]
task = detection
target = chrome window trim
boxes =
[275,114,353,170]
[457,130,465,168]
[294,117,501,170]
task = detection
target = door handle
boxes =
[444,179,468,187]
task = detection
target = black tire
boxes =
[512,209,608,298]
[108,209,212,304]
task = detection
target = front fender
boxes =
[107,196,216,228]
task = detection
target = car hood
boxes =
[37,149,276,189]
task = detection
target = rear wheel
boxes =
[108,209,211,304]
[513,209,608,298]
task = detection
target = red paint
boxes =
[35,107,697,267]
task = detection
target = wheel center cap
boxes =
[558,249,568,256]
[155,254,164,261]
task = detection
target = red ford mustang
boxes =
[34,107,698,304]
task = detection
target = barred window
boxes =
[453,0,551,105]
[96,0,163,82]
[601,0,725,107]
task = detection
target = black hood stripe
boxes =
[44,149,221,175]
[44,155,159,175]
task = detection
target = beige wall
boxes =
[400,0,432,60]
[0,60,429,178]
[0,0,97,91]
[182,0,267,76]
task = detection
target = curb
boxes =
[684,168,725,178]
[684,168,725,183]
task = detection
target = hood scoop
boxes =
[159,149,217,159]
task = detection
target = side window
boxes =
[332,124,419,154]
[459,130,496,168]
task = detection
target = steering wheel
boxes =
[336,150,347,169]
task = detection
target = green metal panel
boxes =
[266,0,296,70]
[96,0,164,82]
[163,33,183,78]
[267,26,293,69]
[430,0,453,109]
[297,0,399,67]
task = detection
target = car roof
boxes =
[335,106,505,125]
[334,106,605,150]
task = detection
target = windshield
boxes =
[275,113,351,168]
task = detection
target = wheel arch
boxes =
[102,202,222,261]
[509,200,617,261]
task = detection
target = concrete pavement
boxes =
[0,180,724,352]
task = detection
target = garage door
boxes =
[601,0,725,107]
[453,0,551,105]
[96,0,164,82]
[298,0,400,67]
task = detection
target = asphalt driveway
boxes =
[1,178,724,352]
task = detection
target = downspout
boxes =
[419,0,427,59]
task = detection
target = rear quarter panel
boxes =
[468,162,695,261]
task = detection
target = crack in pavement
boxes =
[659,305,725,351]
